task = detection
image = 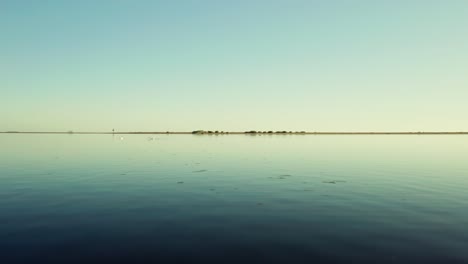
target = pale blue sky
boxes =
[1,1,467,131]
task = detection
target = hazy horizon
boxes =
[2,1,467,132]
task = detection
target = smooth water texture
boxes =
[1,134,468,263]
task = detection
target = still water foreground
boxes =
[1,134,467,263]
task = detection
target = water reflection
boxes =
[0,134,467,263]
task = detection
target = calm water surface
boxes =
[1,134,468,263]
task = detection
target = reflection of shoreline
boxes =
[2,131,468,135]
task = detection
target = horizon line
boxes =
[1,131,468,135]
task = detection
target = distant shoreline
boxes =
[1,131,468,135]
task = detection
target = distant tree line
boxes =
[192,130,306,135]
[192,130,230,134]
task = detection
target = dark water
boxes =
[1,134,468,263]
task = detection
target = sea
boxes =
[1,134,467,263]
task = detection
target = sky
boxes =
[1,0,467,132]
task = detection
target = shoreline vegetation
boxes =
[1,130,467,135]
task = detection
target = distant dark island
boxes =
[1,130,467,135]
